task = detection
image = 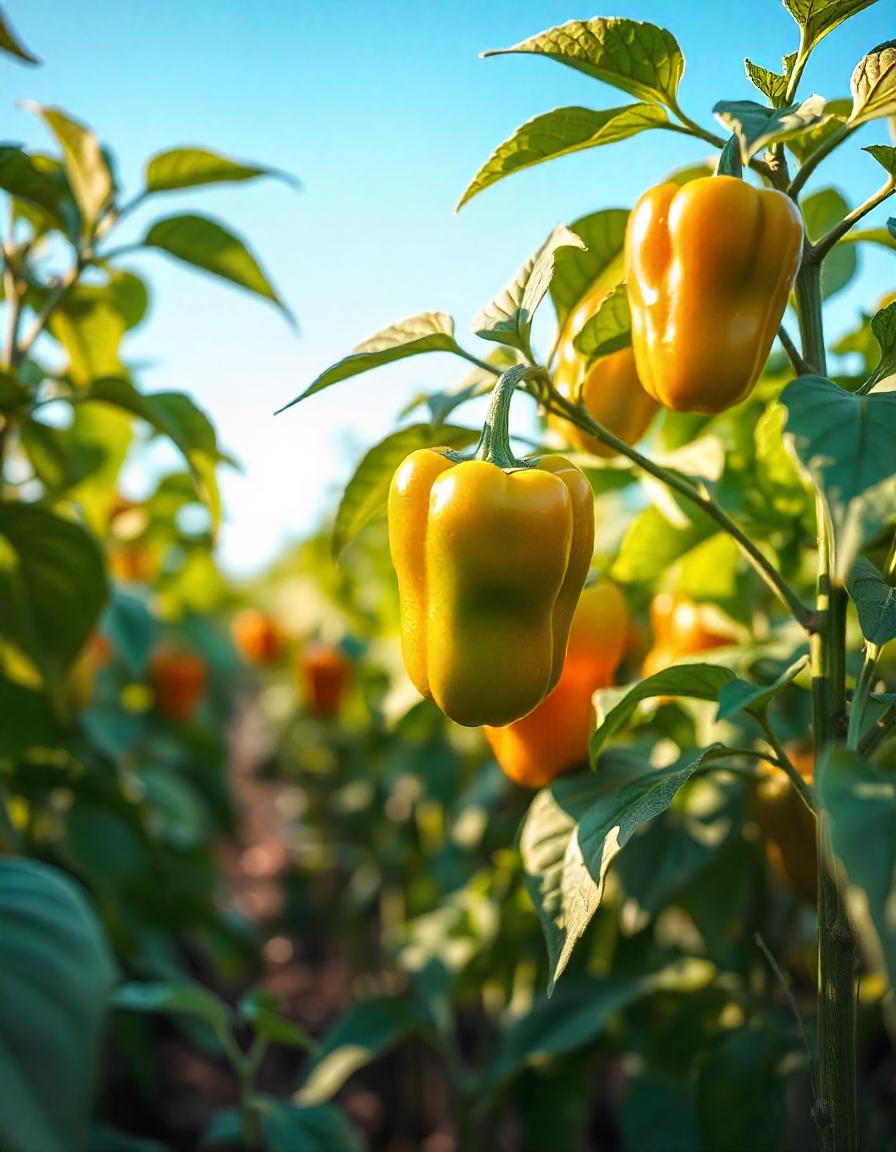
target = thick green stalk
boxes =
[796,257,857,1151]
[475,363,538,469]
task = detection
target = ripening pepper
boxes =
[641,592,735,679]
[300,641,352,717]
[551,281,658,457]
[751,747,816,904]
[484,580,628,787]
[388,450,594,728]
[625,175,804,413]
[149,648,208,722]
[232,608,283,665]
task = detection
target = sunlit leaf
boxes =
[26,104,113,236]
[484,17,685,109]
[0,9,39,64]
[144,147,298,194]
[457,103,666,209]
[783,0,881,55]
[713,95,827,162]
[802,186,857,299]
[549,208,629,328]
[849,40,896,125]
[744,59,789,108]
[572,282,631,362]
[716,656,809,721]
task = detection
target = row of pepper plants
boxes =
[277,3,896,1151]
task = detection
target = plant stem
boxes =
[789,123,852,198]
[758,718,817,815]
[778,325,811,375]
[544,387,811,628]
[811,179,896,262]
[475,363,538,469]
[847,646,880,750]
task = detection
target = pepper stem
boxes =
[475,364,542,469]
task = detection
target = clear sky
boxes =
[7,1,894,575]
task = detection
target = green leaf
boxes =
[0,503,107,696]
[489,961,713,1084]
[786,97,851,162]
[277,312,462,412]
[237,990,315,1051]
[205,1099,362,1152]
[781,375,896,580]
[849,40,896,125]
[0,674,57,757]
[744,59,789,108]
[0,146,77,236]
[111,980,232,1042]
[142,213,289,318]
[332,422,478,559]
[868,300,896,383]
[102,590,155,677]
[863,143,896,178]
[26,104,113,236]
[144,146,297,194]
[715,656,808,722]
[783,0,881,55]
[457,103,667,209]
[846,556,896,645]
[802,187,857,299]
[296,997,432,1106]
[0,9,39,64]
[572,282,631,363]
[838,224,896,250]
[817,748,896,986]
[712,95,827,163]
[0,857,116,1152]
[46,269,148,385]
[82,378,224,530]
[697,1027,790,1152]
[549,208,629,328]
[521,749,722,988]
[591,668,736,761]
[611,505,712,586]
[0,368,29,412]
[484,18,685,110]
[473,223,585,354]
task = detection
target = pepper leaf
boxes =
[786,97,851,162]
[572,282,632,363]
[549,208,629,329]
[457,103,667,210]
[25,104,113,237]
[838,225,896,251]
[483,17,685,110]
[277,313,463,412]
[849,40,896,126]
[868,300,896,384]
[473,223,585,354]
[715,656,809,722]
[783,0,881,55]
[0,9,39,64]
[144,147,298,194]
[863,144,896,178]
[744,59,790,108]
[712,95,827,163]
[781,375,896,581]
[590,665,737,762]
[142,213,290,319]
[846,556,896,646]
[332,422,478,560]
[802,186,858,299]
[521,747,723,990]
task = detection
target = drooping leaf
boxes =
[817,748,896,986]
[783,0,881,55]
[473,224,585,354]
[0,858,116,1152]
[846,556,896,645]
[521,749,723,987]
[713,95,827,162]
[572,282,631,362]
[26,104,113,236]
[591,668,736,761]
[144,147,297,194]
[484,18,685,110]
[802,187,857,299]
[781,375,896,580]
[0,9,39,64]
[849,40,896,126]
[142,213,289,317]
[295,998,432,1106]
[549,208,629,328]
[716,656,809,722]
[332,422,478,559]
[457,104,667,209]
[277,313,462,412]
[0,503,107,696]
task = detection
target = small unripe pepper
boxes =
[625,175,803,413]
[300,641,352,716]
[389,366,594,728]
[484,580,628,787]
[551,281,658,457]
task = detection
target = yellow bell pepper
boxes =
[625,175,803,413]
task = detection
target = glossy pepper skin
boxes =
[484,580,628,787]
[625,175,803,413]
[551,282,658,458]
[388,449,594,727]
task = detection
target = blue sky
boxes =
[7,1,894,574]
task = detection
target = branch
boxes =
[858,701,896,758]
[14,256,87,363]
[788,123,852,198]
[544,386,813,629]
[809,179,896,263]
[778,325,811,375]
[667,103,780,186]
[758,716,817,815]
